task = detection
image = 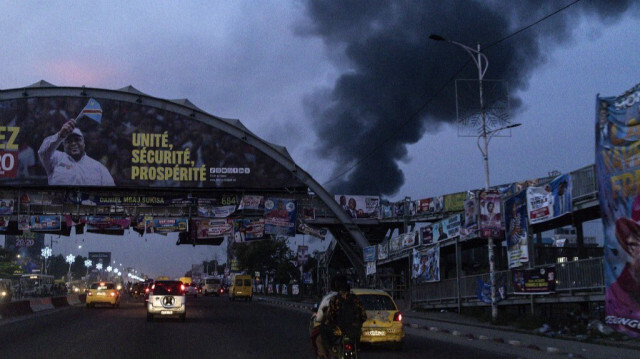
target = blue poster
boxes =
[596,82,640,338]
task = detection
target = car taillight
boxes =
[87,292,92,296]
[219,288,223,293]
[393,312,403,322]
[145,288,150,293]
[344,343,354,351]
[180,284,185,292]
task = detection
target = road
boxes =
[0,295,517,359]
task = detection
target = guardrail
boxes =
[412,257,604,306]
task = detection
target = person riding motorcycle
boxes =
[319,275,367,358]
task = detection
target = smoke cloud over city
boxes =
[301,0,638,196]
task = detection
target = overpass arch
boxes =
[0,82,368,272]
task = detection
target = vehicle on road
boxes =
[311,288,404,349]
[229,275,252,301]
[202,276,222,296]
[86,282,120,308]
[146,280,186,322]
[19,274,54,297]
[185,282,198,297]
[0,279,13,303]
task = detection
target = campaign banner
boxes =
[460,198,479,240]
[505,190,529,268]
[195,218,233,239]
[377,241,389,260]
[145,217,188,233]
[233,218,265,241]
[479,190,502,238]
[363,246,377,262]
[381,204,393,218]
[444,192,466,212]
[389,231,418,252]
[512,266,556,294]
[420,225,434,245]
[596,82,640,338]
[296,245,309,266]
[198,198,236,218]
[19,191,64,205]
[526,174,572,224]
[416,196,443,214]
[0,216,9,231]
[29,215,61,231]
[334,195,380,219]
[476,276,507,304]
[237,195,264,210]
[301,207,315,220]
[432,214,461,241]
[366,261,376,276]
[412,246,440,282]
[64,215,87,228]
[0,199,14,215]
[264,198,296,237]
[0,96,305,189]
[297,222,327,240]
[86,216,131,231]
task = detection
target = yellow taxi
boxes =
[312,288,404,349]
[352,288,404,348]
[86,281,120,308]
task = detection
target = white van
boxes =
[202,277,222,296]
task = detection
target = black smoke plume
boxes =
[301,0,638,196]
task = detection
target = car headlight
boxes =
[1,291,6,296]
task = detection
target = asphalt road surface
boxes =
[0,295,517,359]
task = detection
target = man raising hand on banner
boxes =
[38,118,115,186]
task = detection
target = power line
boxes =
[321,0,583,188]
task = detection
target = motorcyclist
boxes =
[324,275,367,355]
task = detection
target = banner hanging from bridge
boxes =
[334,195,381,219]
[525,174,572,224]
[596,82,640,338]
[412,245,440,282]
[504,190,529,268]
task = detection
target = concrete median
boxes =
[29,297,54,312]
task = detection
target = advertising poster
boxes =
[145,217,188,233]
[363,246,377,262]
[334,195,381,219]
[264,198,296,237]
[512,267,556,294]
[460,198,479,240]
[5,232,45,273]
[389,235,403,252]
[296,245,309,266]
[505,190,529,268]
[197,198,236,218]
[444,192,466,212]
[596,82,640,337]
[432,214,461,241]
[20,191,64,205]
[297,222,327,240]
[416,196,444,214]
[195,218,233,239]
[0,199,14,215]
[237,195,264,210]
[29,215,61,231]
[479,190,502,238]
[381,204,393,218]
[86,216,131,231]
[0,216,9,231]
[476,276,507,304]
[377,241,389,260]
[0,96,305,189]
[412,245,440,282]
[366,261,376,276]
[232,218,265,242]
[526,174,571,225]
[420,225,434,245]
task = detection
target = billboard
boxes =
[0,95,305,189]
[512,266,556,294]
[334,195,380,219]
[596,82,640,338]
[88,252,111,269]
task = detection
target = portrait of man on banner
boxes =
[479,190,501,238]
[505,190,529,268]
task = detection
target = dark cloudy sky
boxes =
[1,1,639,278]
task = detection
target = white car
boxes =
[146,280,186,322]
[185,283,198,297]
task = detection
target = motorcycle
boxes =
[329,329,357,359]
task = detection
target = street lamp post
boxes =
[430,34,521,323]
[66,254,76,290]
[41,247,52,275]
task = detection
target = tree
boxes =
[0,247,21,276]
[232,236,297,283]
